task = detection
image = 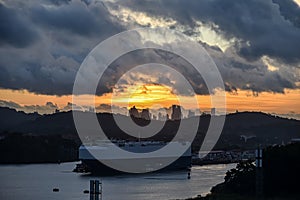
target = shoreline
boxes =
[0,160,80,165]
[0,160,237,166]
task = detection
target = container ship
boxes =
[75,140,191,174]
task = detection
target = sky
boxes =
[0,0,300,119]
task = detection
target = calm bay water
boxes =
[0,162,235,200]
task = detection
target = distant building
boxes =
[188,110,195,118]
[129,106,151,120]
[152,115,157,120]
[171,105,182,120]
[158,112,163,120]
[141,109,150,120]
[158,112,168,121]
[211,107,216,116]
[129,106,139,118]
[88,107,95,113]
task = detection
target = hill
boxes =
[214,112,300,150]
[1,108,299,149]
[0,107,40,132]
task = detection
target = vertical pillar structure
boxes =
[90,180,95,194]
[256,147,264,199]
[95,180,100,194]
[90,179,102,200]
[90,180,95,200]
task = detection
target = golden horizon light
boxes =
[0,85,300,117]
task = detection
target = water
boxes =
[0,162,236,200]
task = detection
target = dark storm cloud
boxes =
[0,0,299,97]
[0,0,124,95]
[100,45,299,96]
[272,0,300,28]
[47,0,72,5]
[98,48,208,95]
[118,0,300,64]
[205,43,299,94]
[0,4,38,48]
[30,0,120,37]
[0,50,79,95]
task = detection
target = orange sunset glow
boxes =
[1,86,300,115]
[112,84,180,109]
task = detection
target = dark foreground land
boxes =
[185,143,300,200]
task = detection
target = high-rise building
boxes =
[171,105,182,120]
[129,106,139,118]
[141,109,150,120]
[158,112,163,121]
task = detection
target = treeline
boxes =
[0,133,80,164]
[263,143,300,197]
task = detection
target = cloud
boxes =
[0,99,198,119]
[100,49,204,95]
[116,0,300,64]
[0,100,22,109]
[276,112,300,120]
[99,45,299,95]
[272,0,300,28]
[0,0,124,95]
[204,43,299,94]
[0,100,58,114]
[46,0,72,5]
[0,100,92,114]
[96,103,128,115]
[0,0,299,97]
[60,102,87,112]
[0,99,129,115]
[30,0,120,37]
[0,4,39,48]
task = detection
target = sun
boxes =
[111,84,180,109]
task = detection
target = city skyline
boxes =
[1,87,299,119]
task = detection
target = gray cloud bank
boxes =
[0,100,106,115]
[0,0,123,95]
[0,100,59,114]
[0,0,299,96]
[0,99,197,119]
[117,0,300,64]
[1,99,299,120]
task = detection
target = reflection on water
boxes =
[0,162,236,200]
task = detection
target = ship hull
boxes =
[81,156,191,175]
